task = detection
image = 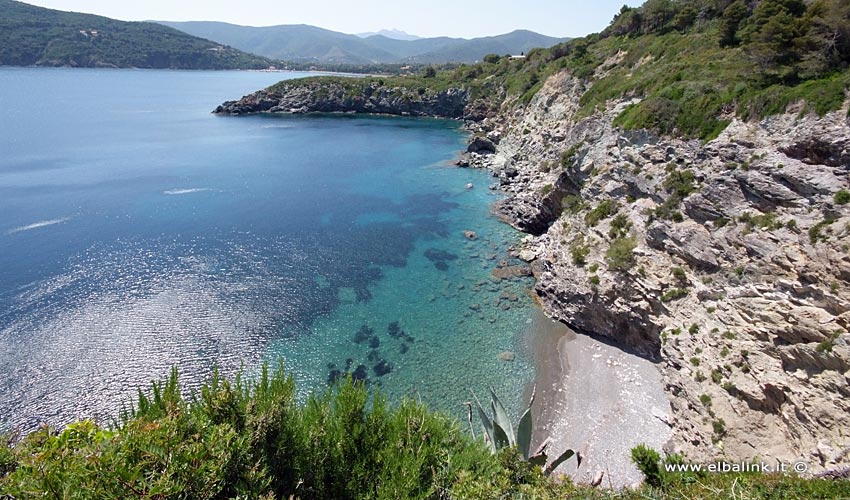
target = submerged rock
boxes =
[491,265,532,280]
[327,369,343,385]
[425,248,459,271]
[354,325,374,344]
[351,365,369,383]
[373,360,394,377]
[424,249,459,262]
[498,351,516,362]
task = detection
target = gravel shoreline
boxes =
[522,308,672,488]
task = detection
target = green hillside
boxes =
[495,0,850,138]
[158,21,568,65]
[267,0,849,139]
[0,0,274,69]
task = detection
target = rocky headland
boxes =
[215,67,850,477]
[214,78,475,119]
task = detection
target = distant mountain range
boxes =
[0,0,568,70]
[0,0,273,69]
[157,21,569,65]
[355,29,420,41]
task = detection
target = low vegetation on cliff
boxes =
[2,366,847,499]
[514,0,850,140]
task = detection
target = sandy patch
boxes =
[522,309,672,488]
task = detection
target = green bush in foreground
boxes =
[1,365,849,499]
[0,365,510,499]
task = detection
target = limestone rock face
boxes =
[646,221,720,271]
[468,69,850,474]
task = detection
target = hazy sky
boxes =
[24,1,643,38]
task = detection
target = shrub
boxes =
[561,141,584,167]
[711,369,723,384]
[585,200,618,226]
[570,238,591,266]
[0,433,15,479]
[0,364,502,499]
[470,388,579,477]
[661,288,688,302]
[835,189,850,205]
[609,214,632,239]
[662,169,696,198]
[653,197,684,221]
[631,444,664,488]
[561,194,586,214]
[739,211,783,230]
[817,331,843,353]
[809,216,837,244]
[606,237,637,271]
[712,419,727,440]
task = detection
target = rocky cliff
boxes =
[466,69,850,474]
[214,79,473,119]
[215,66,850,475]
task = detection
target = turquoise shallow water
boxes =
[0,68,535,430]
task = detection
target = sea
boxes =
[0,68,537,431]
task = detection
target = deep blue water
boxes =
[0,68,535,431]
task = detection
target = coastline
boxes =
[521,307,672,488]
[210,73,850,475]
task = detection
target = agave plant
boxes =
[466,387,581,476]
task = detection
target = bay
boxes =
[0,68,535,431]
